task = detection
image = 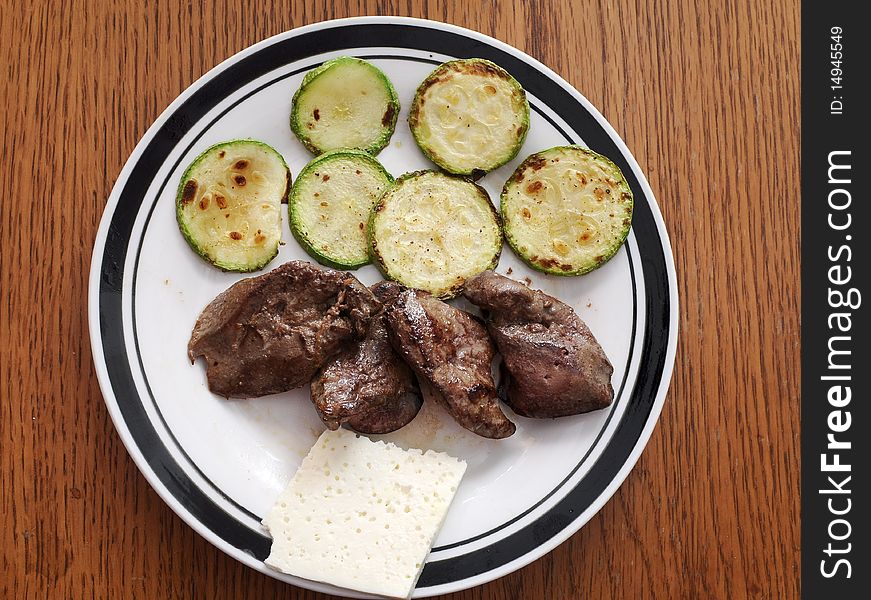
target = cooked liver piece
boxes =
[384,288,516,439]
[188,261,379,398]
[311,281,422,434]
[463,271,614,417]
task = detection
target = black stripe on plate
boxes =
[97,21,671,588]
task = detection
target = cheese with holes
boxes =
[262,428,467,599]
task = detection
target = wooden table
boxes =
[1,1,800,598]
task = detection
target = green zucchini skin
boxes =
[176,139,290,272]
[501,146,634,276]
[368,170,503,299]
[290,57,400,156]
[408,58,530,177]
[289,149,394,270]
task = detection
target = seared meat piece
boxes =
[188,261,379,398]
[345,392,422,434]
[463,271,613,417]
[385,289,515,439]
[311,281,422,434]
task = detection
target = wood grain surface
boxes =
[0,1,800,598]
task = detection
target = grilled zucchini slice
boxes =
[176,140,290,272]
[501,146,633,276]
[408,58,529,177]
[290,57,400,155]
[289,149,393,269]
[369,170,502,299]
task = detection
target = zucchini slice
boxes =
[176,140,290,272]
[369,171,502,299]
[501,146,633,276]
[408,58,529,177]
[290,57,400,155]
[289,149,394,269]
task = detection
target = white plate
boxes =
[88,16,678,598]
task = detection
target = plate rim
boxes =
[88,15,679,597]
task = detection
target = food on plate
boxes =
[408,58,529,177]
[179,64,623,441]
[500,145,633,276]
[188,261,379,398]
[384,288,516,439]
[176,140,290,272]
[310,281,422,434]
[289,149,393,269]
[263,428,466,599]
[368,170,502,299]
[290,56,400,155]
[463,271,614,417]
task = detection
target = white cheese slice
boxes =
[262,428,467,599]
